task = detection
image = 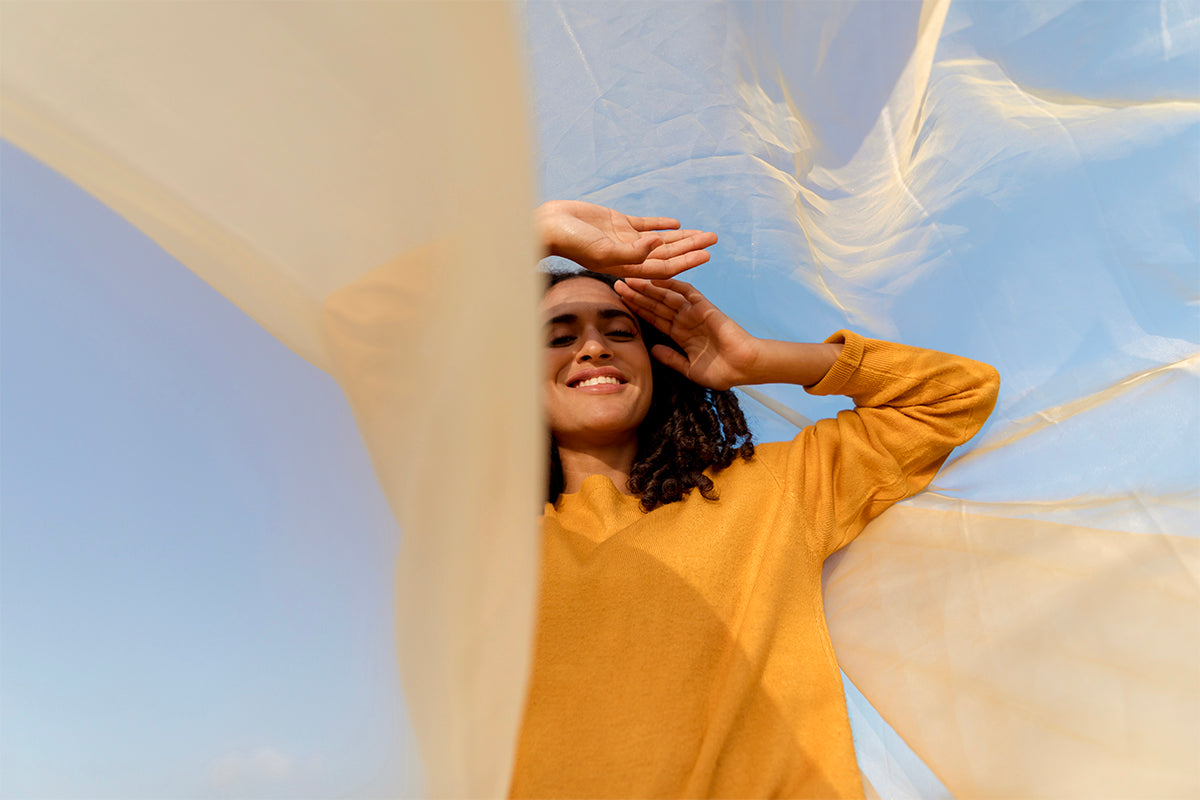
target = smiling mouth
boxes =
[570,376,625,389]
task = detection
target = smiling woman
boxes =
[520,201,1001,798]
[542,277,654,456]
[541,270,756,511]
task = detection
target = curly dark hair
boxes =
[545,270,755,511]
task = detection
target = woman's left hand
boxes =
[615,278,762,390]
[535,200,718,278]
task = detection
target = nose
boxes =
[577,330,612,362]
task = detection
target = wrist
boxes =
[728,337,770,387]
[534,201,562,257]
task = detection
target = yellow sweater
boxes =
[511,331,1000,799]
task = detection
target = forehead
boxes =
[540,277,629,319]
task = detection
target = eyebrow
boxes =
[545,308,638,327]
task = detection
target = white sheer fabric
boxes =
[3,0,1196,796]
[526,2,1198,794]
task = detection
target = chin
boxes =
[549,396,648,441]
[552,410,645,445]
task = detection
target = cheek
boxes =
[543,349,568,386]
[625,346,654,387]
[542,351,572,420]
[625,347,655,420]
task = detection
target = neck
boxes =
[555,438,639,495]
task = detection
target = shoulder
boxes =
[710,439,797,494]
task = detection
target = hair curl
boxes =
[545,270,755,511]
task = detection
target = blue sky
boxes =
[2,141,419,798]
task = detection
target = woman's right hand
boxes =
[616,278,843,390]
[535,200,717,278]
[615,277,761,390]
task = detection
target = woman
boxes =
[514,201,1000,798]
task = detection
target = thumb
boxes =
[623,233,662,263]
[650,344,691,376]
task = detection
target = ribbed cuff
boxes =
[806,330,866,396]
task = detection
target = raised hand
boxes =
[536,200,718,278]
[614,278,762,390]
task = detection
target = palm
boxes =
[569,204,647,243]
[615,278,759,390]
[537,200,717,278]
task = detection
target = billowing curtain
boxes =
[3,1,1196,797]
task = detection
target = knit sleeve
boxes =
[776,330,1000,558]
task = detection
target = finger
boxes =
[633,233,665,255]
[620,277,690,312]
[650,230,719,251]
[646,235,717,262]
[620,249,711,279]
[629,302,677,336]
[656,247,713,275]
[648,277,709,305]
[614,280,691,326]
[595,234,663,268]
[650,343,692,375]
[614,280,679,330]
[628,216,682,232]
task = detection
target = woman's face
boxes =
[541,277,654,449]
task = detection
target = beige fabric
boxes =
[2,3,539,796]
[826,505,1200,797]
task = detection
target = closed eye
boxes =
[607,329,637,340]
[548,334,575,347]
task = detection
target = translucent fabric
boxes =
[3,1,1197,797]
[3,4,541,797]
[527,3,1199,795]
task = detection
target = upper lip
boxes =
[567,366,627,387]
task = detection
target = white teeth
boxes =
[575,376,621,388]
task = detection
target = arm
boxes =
[618,278,1001,553]
[614,277,844,389]
[798,331,1000,552]
[535,200,718,278]
[738,339,843,387]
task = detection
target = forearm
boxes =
[738,339,844,387]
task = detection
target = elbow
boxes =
[979,362,1001,415]
[960,361,1001,443]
